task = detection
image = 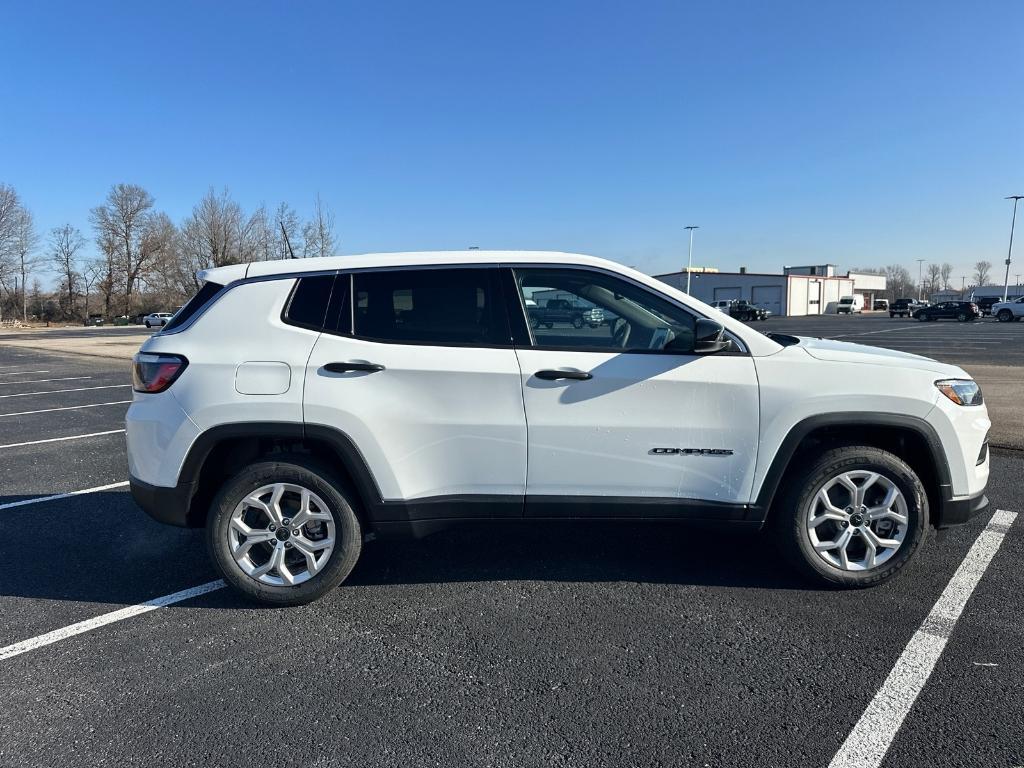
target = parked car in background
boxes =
[712,300,734,313]
[144,312,175,328]
[975,297,1001,316]
[890,298,924,318]
[836,295,864,314]
[528,298,602,329]
[873,299,889,311]
[912,301,980,322]
[728,300,770,321]
[84,314,104,326]
[991,297,1024,322]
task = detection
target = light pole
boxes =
[961,275,966,299]
[1003,195,1023,302]
[684,226,699,294]
[916,259,925,300]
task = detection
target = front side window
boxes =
[515,267,697,353]
[352,267,508,346]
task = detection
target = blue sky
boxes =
[1,1,1021,283]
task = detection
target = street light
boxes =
[684,226,699,294]
[1003,195,1024,302]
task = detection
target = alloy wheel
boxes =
[805,470,909,571]
[227,482,336,586]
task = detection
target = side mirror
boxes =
[693,318,732,354]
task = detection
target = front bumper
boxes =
[934,489,990,528]
[130,474,195,528]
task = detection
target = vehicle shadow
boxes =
[0,493,808,610]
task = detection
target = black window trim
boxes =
[504,263,749,356]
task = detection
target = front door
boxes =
[507,266,760,519]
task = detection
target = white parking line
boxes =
[0,384,131,400]
[0,480,129,511]
[0,370,49,377]
[0,580,226,661]
[828,508,1017,768]
[0,376,91,386]
[0,400,132,418]
[0,429,126,450]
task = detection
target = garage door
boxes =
[752,285,782,316]
[714,287,742,301]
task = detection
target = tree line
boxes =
[858,260,1000,302]
[0,182,337,323]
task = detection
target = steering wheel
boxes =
[612,318,631,348]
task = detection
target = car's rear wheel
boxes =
[774,446,927,588]
[145,321,151,328]
[998,309,1014,322]
[207,458,363,606]
[957,312,968,322]
[889,312,895,318]
[572,316,584,329]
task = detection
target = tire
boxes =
[957,313,967,322]
[997,309,1013,322]
[916,313,926,321]
[144,321,151,328]
[207,458,363,606]
[773,446,928,588]
[889,313,895,318]
[572,316,584,329]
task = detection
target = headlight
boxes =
[935,379,983,406]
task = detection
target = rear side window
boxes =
[162,281,222,332]
[283,274,337,331]
[352,268,509,346]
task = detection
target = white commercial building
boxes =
[654,264,886,317]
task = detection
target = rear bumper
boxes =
[130,474,195,528]
[934,489,990,529]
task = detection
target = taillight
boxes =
[132,353,188,393]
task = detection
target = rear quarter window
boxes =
[283,274,338,331]
[162,281,223,332]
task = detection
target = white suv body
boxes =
[127,251,990,605]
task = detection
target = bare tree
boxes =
[90,183,156,315]
[302,194,337,258]
[925,263,942,296]
[12,207,39,322]
[50,224,86,319]
[82,260,102,320]
[940,263,953,290]
[247,204,275,262]
[0,184,23,322]
[181,187,247,271]
[973,260,992,287]
[883,264,915,301]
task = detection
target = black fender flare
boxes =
[751,412,952,520]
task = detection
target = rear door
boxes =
[303,266,527,518]
[505,266,759,519]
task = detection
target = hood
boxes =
[794,336,969,377]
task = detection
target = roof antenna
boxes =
[281,222,297,259]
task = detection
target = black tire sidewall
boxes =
[776,447,928,588]
[206,458,363,606]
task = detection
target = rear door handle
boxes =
[534,369,592,381]
[323,362,385,374]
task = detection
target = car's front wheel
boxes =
[957,312,968,322]
[144,321,151,328]
[207,458,363,606]
[774,446,927,588]
[997,309,1014,322]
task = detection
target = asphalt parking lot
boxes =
[0,323,1022,768]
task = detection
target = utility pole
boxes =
[916,259,925,300]
[684,226,699,294]
[961,275,966,299]
[1003,195,1023,302]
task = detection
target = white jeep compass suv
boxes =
[127,251,991,605]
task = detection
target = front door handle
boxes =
[534,369,592,381]
[323,362,385,374]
